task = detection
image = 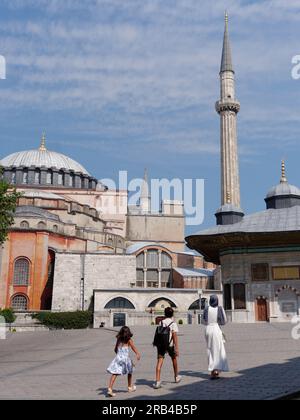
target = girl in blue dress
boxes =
[107,326,141,397]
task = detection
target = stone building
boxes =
[186,14,300,323]
[0,136,219,327]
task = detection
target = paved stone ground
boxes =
[0,323,300,400]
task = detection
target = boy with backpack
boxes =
[153,307,182,389]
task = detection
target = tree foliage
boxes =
[0,168,21,245]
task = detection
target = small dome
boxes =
[265,161,300,210]
[266,182,300,199]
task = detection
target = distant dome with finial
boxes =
[265,160,300,209]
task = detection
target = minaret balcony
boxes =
[215,100,240,114]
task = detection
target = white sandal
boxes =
[128,385,137,393]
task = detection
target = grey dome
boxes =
[0,149,89,175]
[266,181,300,199]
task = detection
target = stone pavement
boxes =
[0,323,300,400]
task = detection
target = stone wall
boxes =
[52,252,136,312]
[126,214,185,252]
[93,288,223,328]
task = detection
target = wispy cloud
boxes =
[0,0,300,230]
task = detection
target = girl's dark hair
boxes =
[115,326,133,353]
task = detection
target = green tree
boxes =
[0,168,21,245]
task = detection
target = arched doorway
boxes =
[148,297,177,324]
[256,297,269,322]
[104,297,135,328]
[11,294,28,311]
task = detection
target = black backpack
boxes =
[153,321,174,350]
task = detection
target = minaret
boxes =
[215,12,244,225]
[140,168,151,213]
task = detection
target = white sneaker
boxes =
[175,375,182,384]
[128,385,137,393]
[153,381,162,389]
[107,388,116,397]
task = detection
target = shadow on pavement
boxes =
[128,356,300,400]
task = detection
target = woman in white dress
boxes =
[203,295,229,379]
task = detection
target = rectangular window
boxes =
[34,171,41,184]
[147,282,159,288]
[273,266,300,280]
[136,254,144,269]
[46,172,53,184]
[147,251,158,268]
[136,269,144,282]
[58,173,63,185]
[251,263,269,281]
[161,270,171,283]
[224,284,232,310]
[136,281,144,288]
[146,269,159,282]
[233,283,246,310]
[22,172,28,184]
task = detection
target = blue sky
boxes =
[1,0,300,236]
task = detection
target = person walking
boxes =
[203,295,229,379]
[153,307,182,389]
[107,326,141,397]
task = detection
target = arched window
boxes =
[38,221,46,230]
[136,249,173,288]
[11,294,28,311]
[34,170,41,184]
[69,174,75,187]
[58,172,64,186]
[188,298,207,311]
[11,171,16,184]
[147,250,158,268]
[46,171,53,185]
[22,171,28,184]
[20,221,29,229]
[104,297,135,309]
[148,297,177,309]
[13,258,30,286]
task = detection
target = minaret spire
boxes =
[280,160,287,183]
[39,132,47,152]
[220,11,234,73]
[215,12,243,225]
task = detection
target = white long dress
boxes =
[205,307,229,372]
